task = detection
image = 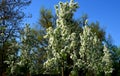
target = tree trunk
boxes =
[26,72,30,76]
[0,44,5,76]
[62,61,64,76]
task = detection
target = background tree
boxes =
[5,24,43,75]
[89,22,105,41]
[39,7,56,29]
[38,7,56,63]
[0,0,31,75]
[27,8,57,74]
[113,46,120,76]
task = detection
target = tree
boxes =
[26,8,57,75]
[44,0,81,76]
[0,0,31,43]
[0,0,31,75]
[113,47,120,76]
[39,7,56,29]
[70,25,112,76]
[38,7,56,63]
[75,26,103,75]
[5,24,42,75]
[89,22,105,41]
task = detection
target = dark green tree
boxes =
[39,7,56,29]
[105,35,120,76]
[32,7,56,66]
[89,22,105,41]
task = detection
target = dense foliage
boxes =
[0,0,120,76]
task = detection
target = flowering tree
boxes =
[44,0,81,75]
[5,24,41,75]
[71,25,113,76]
[17,24,40,75]
[44,0,113,76]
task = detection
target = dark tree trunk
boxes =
[64,67,73,76]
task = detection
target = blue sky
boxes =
[25,0,120,46]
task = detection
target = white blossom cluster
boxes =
[102,45,113,74]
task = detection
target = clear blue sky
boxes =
[25,0,120,46]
